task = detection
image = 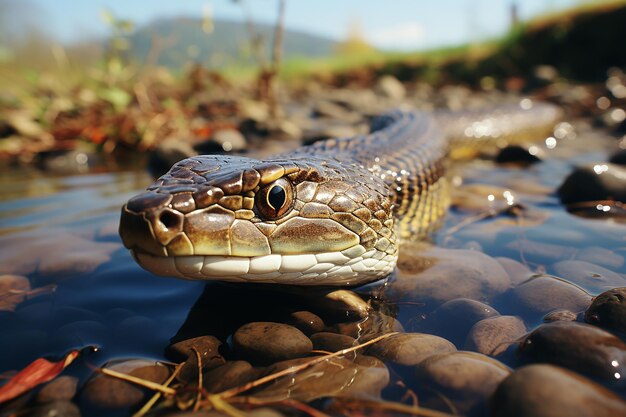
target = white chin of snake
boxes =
[132,246,397,286]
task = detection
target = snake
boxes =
[119,101,561,286]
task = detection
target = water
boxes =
[0,120,625,413]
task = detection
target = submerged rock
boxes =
[414,351,511,417]
[366,332,456,367]
[430,298,500,347]
[495,145,542,165]
[517,321,626,383]
[233,322,312,364]
[492,364,626,417]
[585,287,626,333]
[558,162,626,204]
[464,315,526,356]
[552,260,626,293]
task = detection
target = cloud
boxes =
[367,22,425,50]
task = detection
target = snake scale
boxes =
[119,102,561,285]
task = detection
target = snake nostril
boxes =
[159,210,180,230]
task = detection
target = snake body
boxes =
[119,102,561,285]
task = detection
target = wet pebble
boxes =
[233,322,312,364]
[81,360,170,409]
[36,376,78,403]
[495,257,534,286]
[165,335,223,366]
[285,311,325,335]
[497,275,591,319]
[518,321,626,383]
[209,128,247,152]
[258,356,389,401]
[367,333,456,367]
[557,162,626,204]
[374,75,406,100]
[414,351,511,417]
[543,309,578,322]
[202,360,258,393]
[552,260,626,293]
[333,312,404,341]
[574,246,624,269]
[391,246,511,305]
[313,289,371,320]
[495,145,542,165]
[585,287,626,333]
[310,332,357,352]
[430,298,500,347]
[464,315,526,356]
[492,364,626,417]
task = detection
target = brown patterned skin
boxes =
[120,104,561,285]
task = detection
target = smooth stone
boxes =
[552,260,626,293]
[374,75,406,100]
[257,356,389,401]
[414,351,511,417]
[202,361,258,393]
[310,332,357,352]
[165,335,223,365]
[149,138,196,177]
[36,376,78,403]
[367,333,456,367]
[464,315,526,356]
[495,257,534,286]
[585,287,626,333]
[81,360,170,409]
[495,145,542,165]
[543,309,578,322]
[233,322,312,364]
[210,129,247,152]
[313,289,372,320]
[26,401,81,417]
[0,275,30,312]
[557,163,626,204]
[496,275,592,319]
[391,246,511,305]
[311,100,362,123]
[286,311,325,336]
[333,312,404,341]
[492,364,626,417]
[430,298,500,347]
[518,321,626,383]
[574,246,625,269]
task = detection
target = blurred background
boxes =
[1,0,625,168]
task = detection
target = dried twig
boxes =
[133,362,184,417]
[99,367,176,395]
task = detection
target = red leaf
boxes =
[0,350,80,403]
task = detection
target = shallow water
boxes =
[1,119,625,414]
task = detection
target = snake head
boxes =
[119,155,398,285]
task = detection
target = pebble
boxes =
[492,364,626,417]
[496,275,592,319]
[257,356,389,401]
[233,322,312,364]
[543,309,578,322]
[391,246,511,305]
[149,139,196,176]
[374,75,406,100]
[517,321,626,383]
[311,100,362,123]
[333,312,404,341]
[585,287,626,333]
[165,335,223,365]
[286,311,325,335]
[367,333,456,367]
[574,246,625,269]
[313,289,371,320]
[495,145,542,165]
[413,351,511,417]
[36,376,78,403]
[495,257,534,286]
[202,361,258,393]
[81,360,170,409]
[557,162,626,204]
[552,260,626,293]
[210,128,247,152]
[310,332,357,352]
[430,298,500,347]
[464,315,526,356]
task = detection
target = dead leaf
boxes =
[0,350,80,403]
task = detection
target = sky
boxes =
[20,0,581,51]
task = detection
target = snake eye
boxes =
[256,178,294,219]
